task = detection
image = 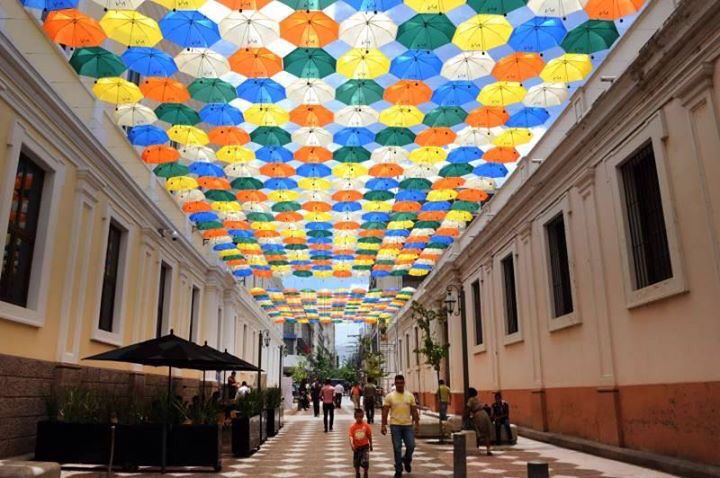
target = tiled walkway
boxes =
[62,397,677,477]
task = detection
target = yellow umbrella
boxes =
[332,163,368,178]
[363,201,392,212]
[211,201,242,212]
[446,210,473,222]
[493,127,533,147]
[540,54,592,82]
[337,48,390,79]
[280,229,306,238]
[244,104,289,126]
[268,190,300,201]
[409,269,429,276]
[298,177,331,190]
[404,0,465,13]
[92,77,143,104]
[409,146,447,164]
[99,10,162,47]
[379,105,423,127]
[168,125,209,146]
[388,220,414,229]
[333,236,357,245]
[165,176,198,191]
[216,145,254,163]
[477,81,526,106]
[251,222,276,231]
[453,14,512,51]
[427,189,457,201]
[151,0,206,8]
[304,211,332,221]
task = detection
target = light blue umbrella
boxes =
[473,162,508,178]
[264,178,298,189]
[236,78,286,103]
[199,103,243,125]
[159,10,220,48]
[297,163,332,177]
[21,0,76,9]
[127,125,168,146]
[508,16,566,52]
[333,127,374,146]
[189,161,224,177]
[506,107,550,127]
[431,81,480,106]
[447,146,483,163]
[121,47,177,77]
[332,201,362,212]
[256,145,293,163]
[390,49,443,80]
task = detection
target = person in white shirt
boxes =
[235,381,251,400]
[334,382,345,409]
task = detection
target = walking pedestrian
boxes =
[362,378,377,423]
[298,379,309,411]
[381,375,419,478]
[350,382,362,409]
[334,381,345,409]
[437,379,451,420]
[321,379,335,432]
[310,379,321,417]
[349,408,373,478]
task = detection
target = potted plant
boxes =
[263,387,282,437]
[231,389,262,457]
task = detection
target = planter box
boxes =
[35,421,111,464]
[168,424,222,470]
[231,416,261,457]
[114,423,164,468]
[279,405,284,429]
[259,409,268,443]
[264,407,280,437]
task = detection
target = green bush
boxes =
[236,389,263,417]
[264,387,282,409]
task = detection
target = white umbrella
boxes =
[207,235,234,246]
[463,176,497,191]
[299,190,332,203]
[370,146,409,164]
[335,105,378,127]
[224,163,260,177]
[113,103,157,126]
[441,51,495,80]
[243,201,271,213]
[455,126,495,146]
[339,11,397,48]
[180,145,217,162]
[404,164,438,178]
[409,228,435,236]
[175,48,230,78]
[527,0,584,17]
[523,82,568,107]
[332,211,362,222]
[175,188,206,203]
[219,10,279,47]
[287,78,335,104]
[92,0,146,8]
[218,211,247,221]
[291,127,332,147]
[333,178,364,190]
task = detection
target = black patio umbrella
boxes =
[200,343,260,401]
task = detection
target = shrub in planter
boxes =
[231,389,263,457]
[263,387,282,437]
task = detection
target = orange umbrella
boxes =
[217,0,271,9]
[415,127,457,146]
[260,163,295,177]
[384,80,432,105]
[335,221,360,229]
[484,146,519,163]
[436,227,459,236]
[302,201,332,212]
[280,10,338,47]
[310,244,332,250]
[332,190,363,201]
[209,126,249,145]
[410,235,430,243]
[140,77,189,102]
[182,200,211,213]
[432,177,465,189]
[583,0,644,19]
[229,47,283,77]
[276,211,303,222]
[418,211,447,221]
[142,145,179,163]
[283,237,306,245]
[492,52,545,82]
[236,190,267,202]
[255,230,280,238]
[43,9,105,47]
[294,146,332,163]
[224,220,250,230]
[360,230,384,237]
[290,105,334,126]
[226,259,247,267]
[369,163,404,177]
[202,229,228,239]
[253,269,273,278]
[466,106,508,127]
[457,188,488,201]
[334,270,352,278]
[197,177,231,189]
[392,201,421,212]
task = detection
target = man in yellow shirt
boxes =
[381,375,419,478]
[437,379,451,420]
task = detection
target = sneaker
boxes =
[404,462,411,473]
[393,473,402,478]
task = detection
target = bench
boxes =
[0,461,60,478]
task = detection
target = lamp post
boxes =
[446,284,470,403]
[258,329,271,392]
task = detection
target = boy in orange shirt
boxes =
[349,408,373,478]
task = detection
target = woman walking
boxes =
[465,388,493,456]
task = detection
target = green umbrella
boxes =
[390,212,416,221]
[423,106,467,127]
[333,146,371,163]
[284,48,336,78]
[361,221,387,229]
[294,270,313,277]
[468,0,527,14]
[223,254,245,261]
[188,78,236,103]
[268,260,289,266]
[335,79,384,105]
[364,190,394,201]
[155,103,200,125]
[415,220,441,229]
[561,20,619,54]
[375,127,416,146]
[308,229,333,238]
[234,237,257,244]
[153,162,189,178]
[426,241,450,249]
[375,260,395,266]
[70,46,125,78]
[452,200,480,212]
[439,163,473,177]
[251,126,291,145]
[231,177,264,190]
[272,201,301,212]
[286,243,309,250]
[390,270,407,276]
[358,236,382,244]
[399,178,431,190]
[204,189,236,201]
[355,249,378,256]
[280,0,335,9]
[397,14,456,50]
[196,220,223,230]
[353,265,373,271]
[246,212,274,222]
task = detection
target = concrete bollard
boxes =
[453,432,467,478]
[527,460,549,478]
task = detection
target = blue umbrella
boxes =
[385,229,409,237]
[396,190,426,201]
[431,81,480,106]
[189,211,219,222]
[159,10,220,48]
[390,49,443,80]
[307,221,332,230]
[332,201,362,212]
[413,263,433,270]
[256,146,292,163]
[405,241,427,249]
[422,201,451,211]
[264,178,298,189]
[371,270,389,277]
[365,178,399,190]
[508,16,566,52]
[233,269,252,277]
[308,237,332,244]
[236,78,286,103]
[199,103,243,125]
[229,229,254,237]
[345,0,401,11]
[127,125,168,146]
[213,243,236,251]
[473,162,508,178]
[334,254,354,260]
[312,265,332,271]
[189,161,224,177]
[506,107,550,127]
[297,163,332,177]
[22,0,76,9]
[334,127,374,146]
[121,47,177,77]
[430,235,454,244]
[362,212,390,222]
[447,146,483,163]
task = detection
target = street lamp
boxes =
[445,285,461,316]
[445,284,469,403]
[258,329,271,392]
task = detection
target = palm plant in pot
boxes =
[231,389,263,457]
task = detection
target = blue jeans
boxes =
[390,425,415,473]
[439,401,448,420]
